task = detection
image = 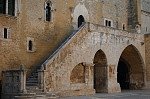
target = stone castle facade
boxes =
[0,0,150,98]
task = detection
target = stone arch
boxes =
[117,44,145,90]
[70,63,85,84]
[93,49,108,93]
[72,3,89,29]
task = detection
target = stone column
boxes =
[83,62,95,95]
[38,69,47,92]
[107,64,121,93]
[20,69,27,93]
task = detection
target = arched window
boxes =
[28,40,33,51]
[46,1,52,21]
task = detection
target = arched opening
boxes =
[93,49,107,93]
[117,45,144,90]
[78,15,85,28]
[70,63,85,84]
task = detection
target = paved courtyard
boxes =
[59,89,150,99]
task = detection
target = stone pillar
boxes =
[107,64,121,93]
[83,63,95,95]
[20,68,27,93]
[38,69,47,92]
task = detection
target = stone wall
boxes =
[141,0,150,13]
[42,23,145,96]
[0,0,75,78]
[0,0,133,79]
[0,0,147,97]
[141,11,150,34]
[145,34,150,87]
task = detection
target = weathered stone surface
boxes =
[0,0,149,97]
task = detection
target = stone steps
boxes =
[23,26,85,99]
[26,70,38,86]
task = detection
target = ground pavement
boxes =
[59,89,150,99]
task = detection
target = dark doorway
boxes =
[93,49,107,93]
[78,15,85,28]
[117,59,130,90]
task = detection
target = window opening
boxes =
[105,19,112,27]
[46,3,51,21]
[123,24,125,30]
[78,15,85,28]
[8,0,15,16]
[108,21,111,27]
[4,28,8,39]
[0,0,6,14]
[0,0,15,16]
[28,40,33,51]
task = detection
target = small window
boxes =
[46,2,51,21]
[123,24,125,30]
[28,40,33,51]
[108,21,111,27]
[27,37,35,52]
[104,19,112,27]
[105,20,108,27]
[4,28,8,39]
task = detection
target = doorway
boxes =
[93,49,107,93]
[78,15,85,28]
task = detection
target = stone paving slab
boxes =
[59,89,150,99]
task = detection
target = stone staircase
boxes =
[26,71,38,86]
[25,67,59,99]
[15,83,58,99]
[22,24,86,99]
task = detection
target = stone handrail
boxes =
[41,23,87,70]
[88,22,144,40]
[41,22,145,70]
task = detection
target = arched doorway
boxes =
[93,49,107,93]
[78,15,85,28]
[117,45,144,90]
